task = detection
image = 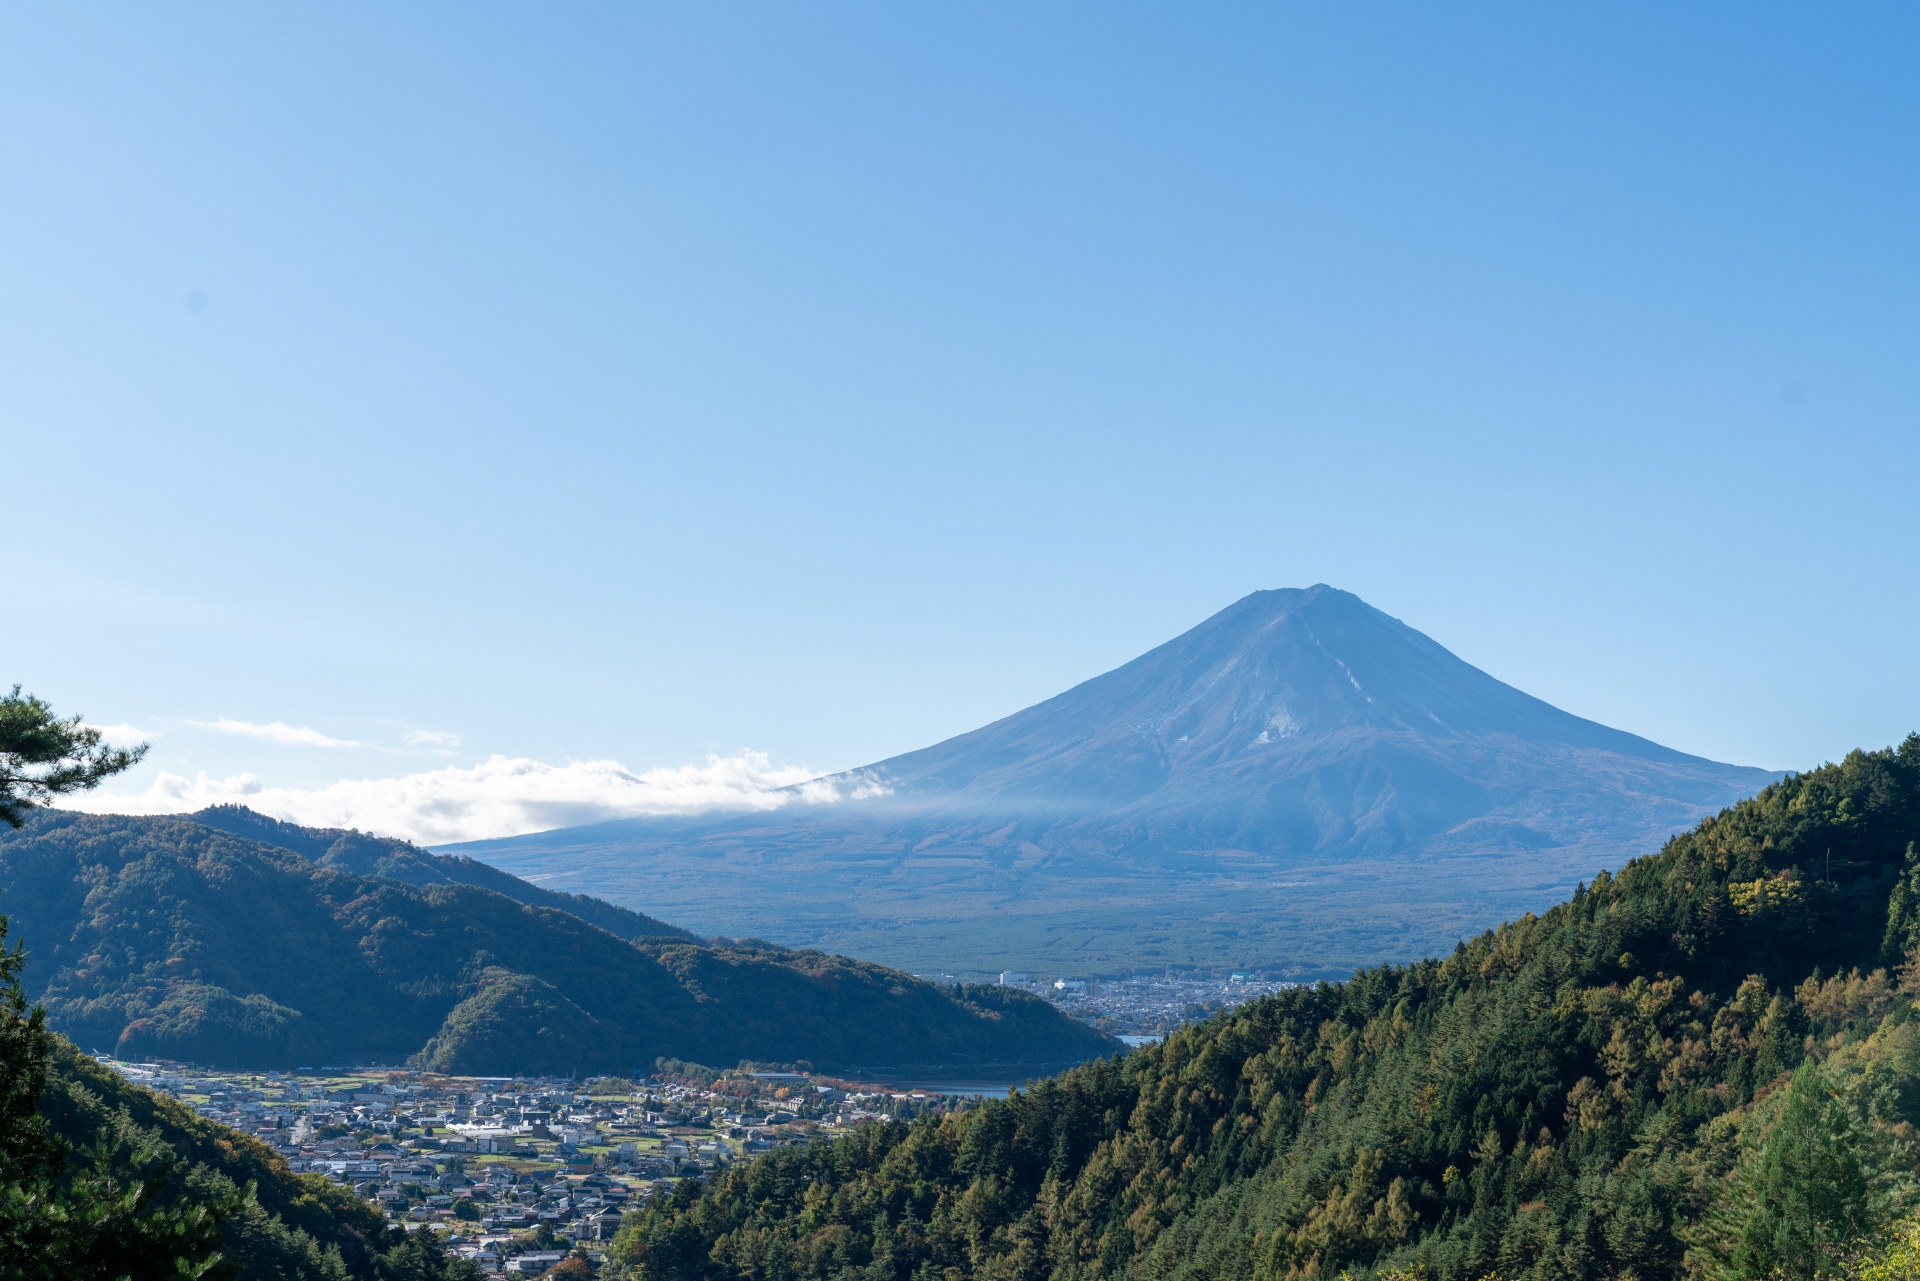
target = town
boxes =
[1002,970,1299,1039]
[99,1057,976,1276]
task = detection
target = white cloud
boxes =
[404,729,462,748]
[61,751,885,846]
[190,717,360,749]
[86,723,156,748]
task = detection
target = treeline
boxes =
[611,736,1920,1280]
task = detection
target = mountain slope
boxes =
[609,735,1920,1281]
[0,812,1118,1073]
[188,803,694,941]
[864,585,1723,813]
[453,587,1778,975]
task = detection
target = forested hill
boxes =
[189,804,694,941]
[0,813,1118,1075]
[613,736,1920,1281]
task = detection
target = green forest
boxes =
[0,812,1117,1075]
[611,736,1920,1280]
[186,804,696,944]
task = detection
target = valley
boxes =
[8,696,1918,1280]
[87,1055,982,1273]
[0,592,1887,1281]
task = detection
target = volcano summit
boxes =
[450,587,1779,976]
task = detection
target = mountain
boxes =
[188,803,694,941]
[0,811,1119,1074]
[609,736,1920,1281]
[450,586,1780,976]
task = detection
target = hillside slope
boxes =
[0,812,1118,1074]
[33,1035,474,1279]
[455,587,1779,976]
[189,804,694,941]
[611,734,1920,1281]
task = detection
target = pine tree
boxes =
[0,686,146,827]
[1714,1061,1880,1281]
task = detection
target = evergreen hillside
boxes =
[0,812,1118,1075]
[27,1035,476,1279]
[612,736,1920,1281]
[189,804,694,941]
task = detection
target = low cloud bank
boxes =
[62,751,883,846]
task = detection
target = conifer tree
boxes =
[1753,1065,1870,1274]
[0,686,146,827]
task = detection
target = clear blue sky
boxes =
[5,4,1917,838]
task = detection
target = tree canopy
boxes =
[0,686,146,827]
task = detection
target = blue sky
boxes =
[6,4,1917,841]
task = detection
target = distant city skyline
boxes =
[8,4,1919,840]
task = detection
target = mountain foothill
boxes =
[0,809,1119,1075]
[454,585,1782,977]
